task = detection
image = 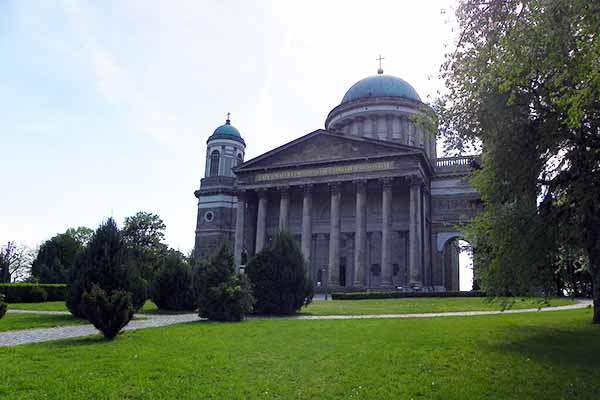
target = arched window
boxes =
[236,153,243,166]
[209,150,220,176]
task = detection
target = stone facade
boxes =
[194,73,482,291]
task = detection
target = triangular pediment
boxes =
[236,130,418,171]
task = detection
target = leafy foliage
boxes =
[122,211,169,283]
[439,0,600,322]
[195,244,254,321]
[0,283,67,302]
[0,294,6,319]
[32,228,91,283]
[67,218,147,317]
[245,232,313,315]
[27,286,48,302]
[150,252,196,311]
[200,274,254,322]
[81,285,134,340]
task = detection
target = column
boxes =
[328,182,341,286]
[353,180,367,287]
[423,186,432,287]
[381,178,393,287]
[255,189,268,253]
[278,186,290,231]
[409,177,423,286]
[301,185,313,264]
[234,191,246,269]
[246,196,257,257]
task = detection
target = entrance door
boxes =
[339,257,347,287]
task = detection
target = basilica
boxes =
[194,68,481,291]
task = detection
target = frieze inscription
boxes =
[255,161,394,182]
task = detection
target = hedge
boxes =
[0,284,68,302]
[331,291,485,300]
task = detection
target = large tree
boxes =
[122,211,168,282]
[439,0,600,322]
[0,242,34,283]
[31,227,92,283]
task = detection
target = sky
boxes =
[0,0,472,288]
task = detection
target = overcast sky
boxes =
[1,0,470,286]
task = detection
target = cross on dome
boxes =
[376,54,385,74]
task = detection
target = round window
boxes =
[204,211,214,222]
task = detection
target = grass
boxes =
[8,301,69,312]
[8,297,577,316]
[0,313,86,332]
[0,308,598,399]
[300,297,576,315]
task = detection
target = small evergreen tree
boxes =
[195,244,254,321]
[81,285,133,339]
[0,294,7,319]
[246,231,313,315]
[151,252,196,311]
[67,218,147,317]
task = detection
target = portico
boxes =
[232,135,431,290]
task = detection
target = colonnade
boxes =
[234,178,427,288]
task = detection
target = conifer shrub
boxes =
[245,231,313,315]
[150,253,196,311]
[67,218,147,318]
[81,285,134,339]
[0,294,7,319]
[195,244,254,321]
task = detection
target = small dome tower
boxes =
[204,115,246,178]
[194,114,246,259]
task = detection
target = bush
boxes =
[245,232,313,315]
[331,291,486,300]
[27,286,48,302]
[200,274,254,322]
[0,295,7,319]
[0,284,67,302]
[151,254,196,311]
[67,218,147,318]
[81,285,134,339]
[195,244,254,321]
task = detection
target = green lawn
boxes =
[8,301,69,312]
[0,313,86,332]
[0,308,598,399]
[8,297,577,316]
[300,297,576,315]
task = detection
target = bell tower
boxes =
[193,115,246,259]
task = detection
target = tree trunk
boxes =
[591,267,600,324]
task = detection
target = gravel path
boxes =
[1,300,591,348]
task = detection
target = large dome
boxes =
[341,74,421,104]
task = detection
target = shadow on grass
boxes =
[494,321,600,369]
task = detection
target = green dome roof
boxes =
[341,74,421,104]
[208,118,245,145]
